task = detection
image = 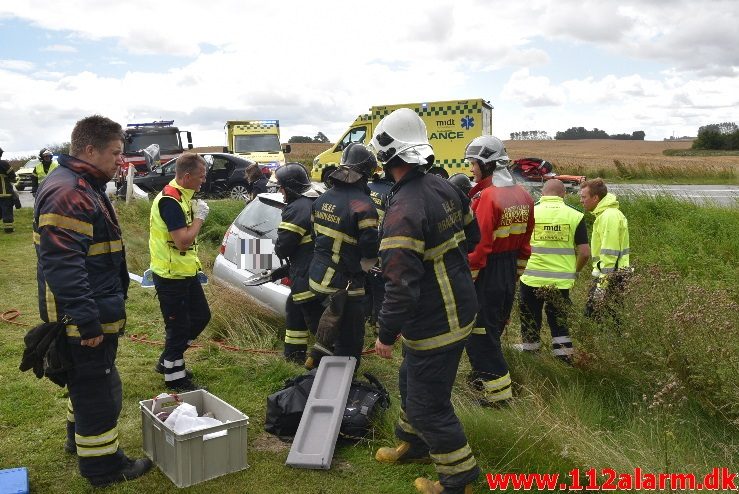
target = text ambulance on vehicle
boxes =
[115,120,192,189]
[225,120,291,173]
[311,99,493,183]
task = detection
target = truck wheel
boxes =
[321,167,337,187]
[428,167,449,179]
[229,183,249,200]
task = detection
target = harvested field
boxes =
[285,142,333,161]
[505,139,739,183]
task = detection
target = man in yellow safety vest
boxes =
[517,180,590,363]
[149,153,211,391]
[579,178,631,323]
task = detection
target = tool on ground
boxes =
[286,356,356,469]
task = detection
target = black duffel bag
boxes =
[265,370,390,441]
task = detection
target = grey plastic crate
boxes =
[139,390,249,488]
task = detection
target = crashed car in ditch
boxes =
[212,192,290,315]
[510,157,585,190]
[212,181,325,315]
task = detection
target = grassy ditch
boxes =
[0,197,737,493]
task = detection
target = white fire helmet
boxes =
[370,108,434,167]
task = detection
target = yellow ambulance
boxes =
[225,120,291,172]
[311,99,493,183]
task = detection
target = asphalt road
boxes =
[17,182,738,208]
[17,181,119,208]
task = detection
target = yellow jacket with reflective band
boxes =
[149,179,201,279]
[590,193,629,283]
[520,196,584,289]
[34,160,59,181]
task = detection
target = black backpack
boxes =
[265,371,390,441]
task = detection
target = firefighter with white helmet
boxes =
[464,135,535,406]
[372,108,481,494]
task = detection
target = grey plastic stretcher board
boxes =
[285,356,356,469]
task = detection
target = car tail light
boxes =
[219,229,232,255]
[281,277,291,287]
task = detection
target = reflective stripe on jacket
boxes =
[33,155,129,341]
[467,176,534,280]
[0,160,15,197]
[275,195,316,303]
[378,170,480,355]
[309,181,379,297]
[368,178,393,221]
[521,196,584,289]
[590,193,630,282]
[149,179,201,279]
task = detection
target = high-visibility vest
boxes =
[520,196,584,289]
[149,179,201,279]
[590,192,630,282]
[34,160,59,182]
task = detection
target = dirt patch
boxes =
[251,433,291,453]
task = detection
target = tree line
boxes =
[287,132,330,144]
[692,122,739,150]
[509,128,645,140]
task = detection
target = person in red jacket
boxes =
[464,136,534,406]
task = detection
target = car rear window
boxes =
[234,196,283,241]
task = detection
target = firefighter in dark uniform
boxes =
[0,147,17,233]
[32,147,59,194]
[364,172,394,326]
[270,163,325,363]
[308,143,379,366]
[34,115,151,487]
[371,108,481,494]
[464,135,535,406]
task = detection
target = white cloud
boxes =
[0,0,737,153]
[0,59,34,72]
[43,44,77,53]
[501,69,566,107]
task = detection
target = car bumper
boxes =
[212,254,289,316]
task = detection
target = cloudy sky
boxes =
[1,0,737,158]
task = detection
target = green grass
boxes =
[1,197,737,493]
[663,149,739,157]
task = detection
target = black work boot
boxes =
[166,377,198,392]
[64,420,76,454]
[88,457,153,488]
[154,361,193,379]
[283,350,307,365]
